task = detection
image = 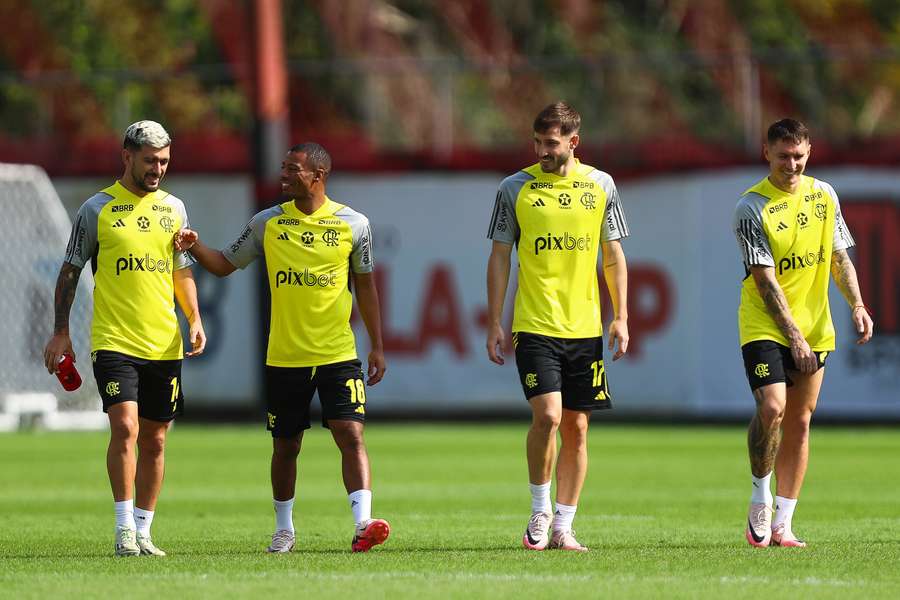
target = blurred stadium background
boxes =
[1,0,898,425]
[2,2,900,598]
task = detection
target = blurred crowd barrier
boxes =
[8,49,900,175]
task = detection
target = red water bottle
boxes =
[56,353,82,391]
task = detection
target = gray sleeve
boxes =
[336,208,374,274]
[592,171,630,242]
[63,194,106,269]
[733,194,775,268]
[820,182,855,251]
[486,174,525,244]
[223,208,274,269]
[170,195,196,271]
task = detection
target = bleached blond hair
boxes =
[123,120,171,150]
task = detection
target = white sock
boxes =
[134,507,154,537]
[349,489,372,525]
[553,502,577,533]
[751,472,773,505]
[529,482,552,514]
[114,499,135,530]
[273,498,295,533]
[773,496,798,531]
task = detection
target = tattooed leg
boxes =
[748,384,786,477]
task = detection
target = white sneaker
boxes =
[115,526,139,557]
[266,529,295,553]
[771,523,807,548]
[136,533,167,556]
[746,502,773,547]
[549,528,589,552]
[522,512,553,550]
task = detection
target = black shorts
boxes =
[91,350,184,422]
[265,359,366,437]
[513,332,612,411]
[741,340,829,391]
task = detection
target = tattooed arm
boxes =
[42,262,82,373]
[830,249,874,344]
[749,266,817,373]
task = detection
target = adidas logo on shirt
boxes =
[532,199,546,207]
[112,219,125,228]
[776,221,788,231]
[277,232,289,241]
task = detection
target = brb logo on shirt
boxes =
[777,245,826,275]
[534,232,593,255]
[275,267,337,288]
[115,253,173,276]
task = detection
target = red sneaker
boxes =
[351,518,390,552]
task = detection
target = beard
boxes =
[539,151,570,173]
[132,165,161,193]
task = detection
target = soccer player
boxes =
[486,102,630,552]
[42,120,206,557]
[174,142,389,553]
[734,118,874,548]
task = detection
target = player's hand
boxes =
[174,228,199,252]
[43,333,74,374]
[487,323,505,365]
[366,348,386,385]
[185,318,206,357]
[608,317,629,361]
[789,337,817,374]
[852,306,874,345]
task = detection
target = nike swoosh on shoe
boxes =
[747,518,766,544]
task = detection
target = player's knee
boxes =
[786,412,813,437]
[560,420,588,445]
[109,416,139,445]
[757,401,784,428]
[332,425,366,453]
[137,431,166,457]
[531,411,561,435]
[337,434,365,455]
[273,436,302,458]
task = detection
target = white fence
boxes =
[52,168,900,419]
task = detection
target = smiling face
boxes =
[123,144,170,194]
[764,138,811,193]
[534,125,579,174]
[280,151,319,199]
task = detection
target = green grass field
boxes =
[1,424,898,599]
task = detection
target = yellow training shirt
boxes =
[734,175,855,350]
[487,160,629,338]
[63,181,194,360]
[224,198,374,367]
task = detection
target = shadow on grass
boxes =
[9,539,896,560]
